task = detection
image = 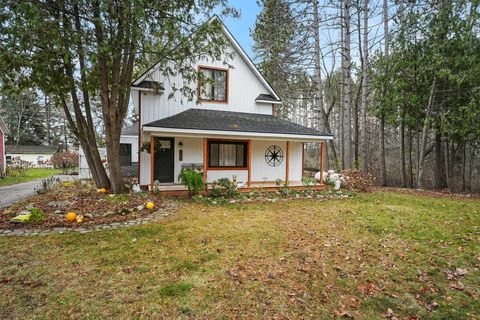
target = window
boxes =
[198,67,228,102]
[119,143,132,166]
[208,141,247,168]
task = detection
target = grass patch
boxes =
[159,282,194,297]
[105,194,130,204]
[0,191,478,319]
[0,168,63,187]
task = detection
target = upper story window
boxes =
[198,66,228,103]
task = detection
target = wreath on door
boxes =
[265,145,283,167]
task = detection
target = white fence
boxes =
[79,147,107,179]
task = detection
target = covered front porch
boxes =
[142,135,328,196]
[138,109,333,195]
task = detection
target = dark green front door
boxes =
[154,137,175,183]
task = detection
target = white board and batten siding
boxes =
[132,43,274,129]
[120,135,139,164]
[139,137,302,185]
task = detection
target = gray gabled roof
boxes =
[255,94,281,103]
[6,145,58,155]
[121,122,139,136]
[143,109,332,137]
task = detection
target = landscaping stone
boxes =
[0,201,181,237]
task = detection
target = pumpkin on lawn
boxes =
[146,201,155,210]
[66,212,77,222]
[97,188,108,194]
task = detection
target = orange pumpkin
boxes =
[66,212,77,222]
[97,188,107,194]
[146,201,155,210]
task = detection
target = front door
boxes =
[154,137,175,183]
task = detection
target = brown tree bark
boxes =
[400,119,407,187]
[92,1,136,193]
[379,0,389,186]
[342,0,352,169]
[361,0,369,175]
[433,125,445,189]
[416,77,436,188]
[59,6,110,189]
[313,0,330,169]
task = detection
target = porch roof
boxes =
[143,109,333,142]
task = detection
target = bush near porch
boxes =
[0,191,479,319]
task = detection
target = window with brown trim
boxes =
[208,141,247,168]
[198,67,228,102]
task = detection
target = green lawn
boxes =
[0,192,479,319]
[0,168,63,187]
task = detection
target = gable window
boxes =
[198,66,228,102]
[208,141,247,168]
[119,143,132,166]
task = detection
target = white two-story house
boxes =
[128,17,332,194]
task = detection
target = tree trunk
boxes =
[449,141,455,192]
[379,115,387,186]
[416,77,436,188]
[400,119,406,187]
[313,0,330,169]
[361,0,369,175]
[379,0,389,186]
[58,5,111,190]
[342,0,352,169]
[45,94,51,146]
[408,127,413,187]
[462,141,466,191]
[340,0,346,169]
[433,125,445,189]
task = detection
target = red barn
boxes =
[0,117,8,176]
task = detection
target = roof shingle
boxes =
[255,94,281,102]
[121,122,139,136]
[143,109,332,137]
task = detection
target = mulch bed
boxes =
[0,181,163,230]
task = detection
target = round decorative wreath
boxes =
[265,145,284,167]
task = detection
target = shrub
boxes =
[28,207,45,222]
[208,177,238,198]
[50,151,79,172]
[35,176,61,194]
[301,176,316,186]
[6,164,29,177]
[178,169,204,195]
[340,169,375,192]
